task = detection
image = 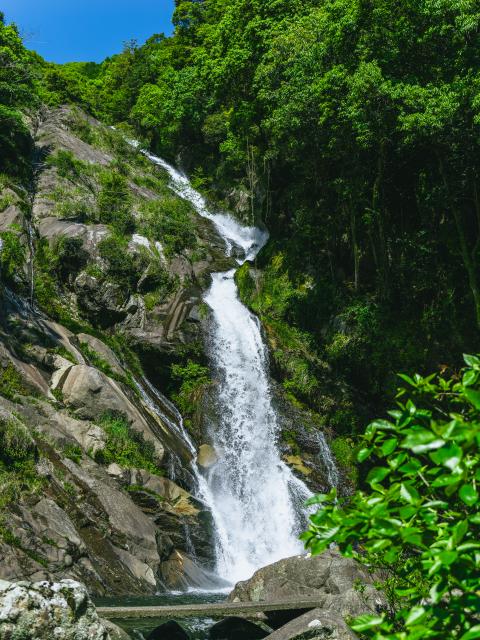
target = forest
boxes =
[0,1,479,639]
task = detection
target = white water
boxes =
[143,151,268,261]
[316,432,340,490]
[143,150,314,583]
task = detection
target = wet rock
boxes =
[209,616,270,640]
[197,444,218,468]
[265,608,357,640]
[147,620,191,640]
[0,579,109,639]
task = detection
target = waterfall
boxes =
[202,270,312,581]
[316,431,340,490]
[142,151,315,584]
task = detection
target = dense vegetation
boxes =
[304,355,480,638]
[34,0,480,438]
[1,4,480,630]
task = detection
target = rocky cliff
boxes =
[0,106,231,595]
[0,106,341,596]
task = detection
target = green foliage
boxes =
[0,363,30,400]
[171,360,210,418]
[139,197,197,255]
[0,416,42,511]
[0,231,26,287]
[97,169,135,235]
[47,150,94,192]
[236,259,321,404]
[98,234,146,291]
[330,436,359,487]
[62,443,82,464]
[95,411,162,475]
[303,354,480,639]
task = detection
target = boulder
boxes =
[229,551,383,626]
[59,364,164,458]
[100,618,132,640]
[209,617,270,640]
[264,608,357,640]
[147,620,190,640]
[77,333,125,377]
[197,444,218,468]
[0,579,109,639]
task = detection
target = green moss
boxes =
[330,436,359,488]
[0,363,30,400]
[63,443,82,464]
[126,484,165,500]
[171,360,210,420]
[95,411,163,475]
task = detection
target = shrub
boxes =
[302,354,480,639]
[97,170,135,234]
[140,197,197,255]
[0,231,26,286]
[63,443,82,464]
[0,363,30,400]
[98,234,146,290]
[95,411,162,475]
[171,360,210,417]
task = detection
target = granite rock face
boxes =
[229,551,384,637]
[0,579,110,639]
[0,106,225,595]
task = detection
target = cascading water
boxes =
[202,270,312,581]
[142,151,315,583]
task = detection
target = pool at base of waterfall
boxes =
[95,592,227,639]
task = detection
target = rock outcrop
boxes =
[0,106,228,594]
[0,579,111,639]
[229,551,383,634]
[265,609,357,640]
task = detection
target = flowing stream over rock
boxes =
[144,152,316,583]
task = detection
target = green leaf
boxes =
[462,369,478,387]
[438,550,458,565]
[463,354,480,369]
[465,388,480,410]
[357,447,373,463]
[381,438,398,456]
[366,466,390,485]
[459,625,480,640]
[459,484,478,506]
[398,373,416,386]
[400,483,420,504]
[351,614,385,632]
[430,443,462,470]
[401,429,445,453]
[405,606,427,626]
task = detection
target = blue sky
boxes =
[1,0,175,63]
